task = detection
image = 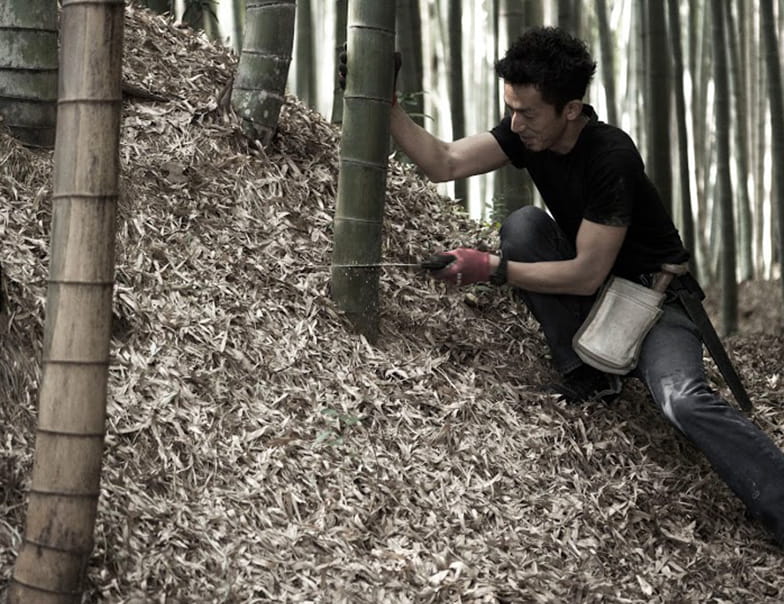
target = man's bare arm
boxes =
[390,103,509,182]
[493,219,628,296]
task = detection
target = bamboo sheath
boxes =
[0,0,58,147]
[231,0,295,145]
[9,1,123,602]
[331,1,396,341]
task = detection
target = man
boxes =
[341,26,784,546]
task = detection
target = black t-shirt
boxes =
[490,105,689,279]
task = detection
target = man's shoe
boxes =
[551,364,622,405]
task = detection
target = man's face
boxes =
[503,82,570,153]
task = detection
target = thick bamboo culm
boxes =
[0,0,58,147]
[331,0,396,341]
[9,0,124,602]
[231,0,295,145]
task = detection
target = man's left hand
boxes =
[430,248,491,286]
[338,44,402,105]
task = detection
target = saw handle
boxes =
[420,253,456,271]
[652,262,689,292]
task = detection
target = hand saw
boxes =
[323,253,456,271]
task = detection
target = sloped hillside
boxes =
[1,6,783,603]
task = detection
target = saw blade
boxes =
[328,263,421,269]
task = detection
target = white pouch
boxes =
[572,276,665,375]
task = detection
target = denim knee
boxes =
[655,375,730,434]
[500,206,569,262]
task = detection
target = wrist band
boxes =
[490,251,508,285]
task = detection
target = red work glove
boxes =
[431,248,491,286]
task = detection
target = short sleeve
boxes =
[490,116,527,169]
[583,150,641,227]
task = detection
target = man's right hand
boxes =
[430,248,492,286]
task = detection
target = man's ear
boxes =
[564,100,583,120]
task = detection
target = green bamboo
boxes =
[667,0,697,277]
[557,0,581,36]
[180,1,220,41]
[596,0,617,126]
[232,0,245,52]
[494,0,537,221]
[294,0,316,108]
[760,0,784,302]
[447,0,467,210]
[231,0,295,146]
[8,0,123,601]
[143,0,170,13]
[0,0,57,147]
[725,0,753,281]
[395,0,424,127]
[331,0,348,124]
[203,1,220,42]
[646,0,673,216]
[711,0,737,335]
[331,0,396,341]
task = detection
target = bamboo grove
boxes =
[0,0,782,598]
[129,0,784,333]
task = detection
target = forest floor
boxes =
[704,279,783,335]
[1,5,783,603]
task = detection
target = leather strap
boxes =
[671,278,753,412]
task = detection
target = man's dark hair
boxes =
[495,26,597,113]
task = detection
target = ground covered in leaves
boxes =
[1,6,783,603]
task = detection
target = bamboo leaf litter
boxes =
[0,5,783,603]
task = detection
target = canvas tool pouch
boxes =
[572,276,665,375]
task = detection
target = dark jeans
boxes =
[500,206,784,546]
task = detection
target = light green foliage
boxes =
[315,408,362,448]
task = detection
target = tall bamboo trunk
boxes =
[294,0,316,108]
[447,0,467,210]
[645,0,672,216]
[632,2,647,155]
[724,0,753,281]
[331,0,395,342]
[760,0,784,302]
[710,0,737,334]
[331,0,348,124]
[595,0,617,126]
[395,0,424,128]
[557,0,580,36]
[493,0,537,221]
[667,0,696,277]
[8,0,123,602]
[143,0,170,14]
[232,0,245,52]
[754,17,768,278]
[231,0,296,146]
[0,0,58,148]
[695,4,713,280]
[203,4,220,42]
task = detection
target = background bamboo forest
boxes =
[147,0,783,332]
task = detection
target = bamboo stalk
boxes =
[0,0,58,147]
[331,0,396,341]
[8,0,124,601]
[231,0,296,146]
[331,0,348,124]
